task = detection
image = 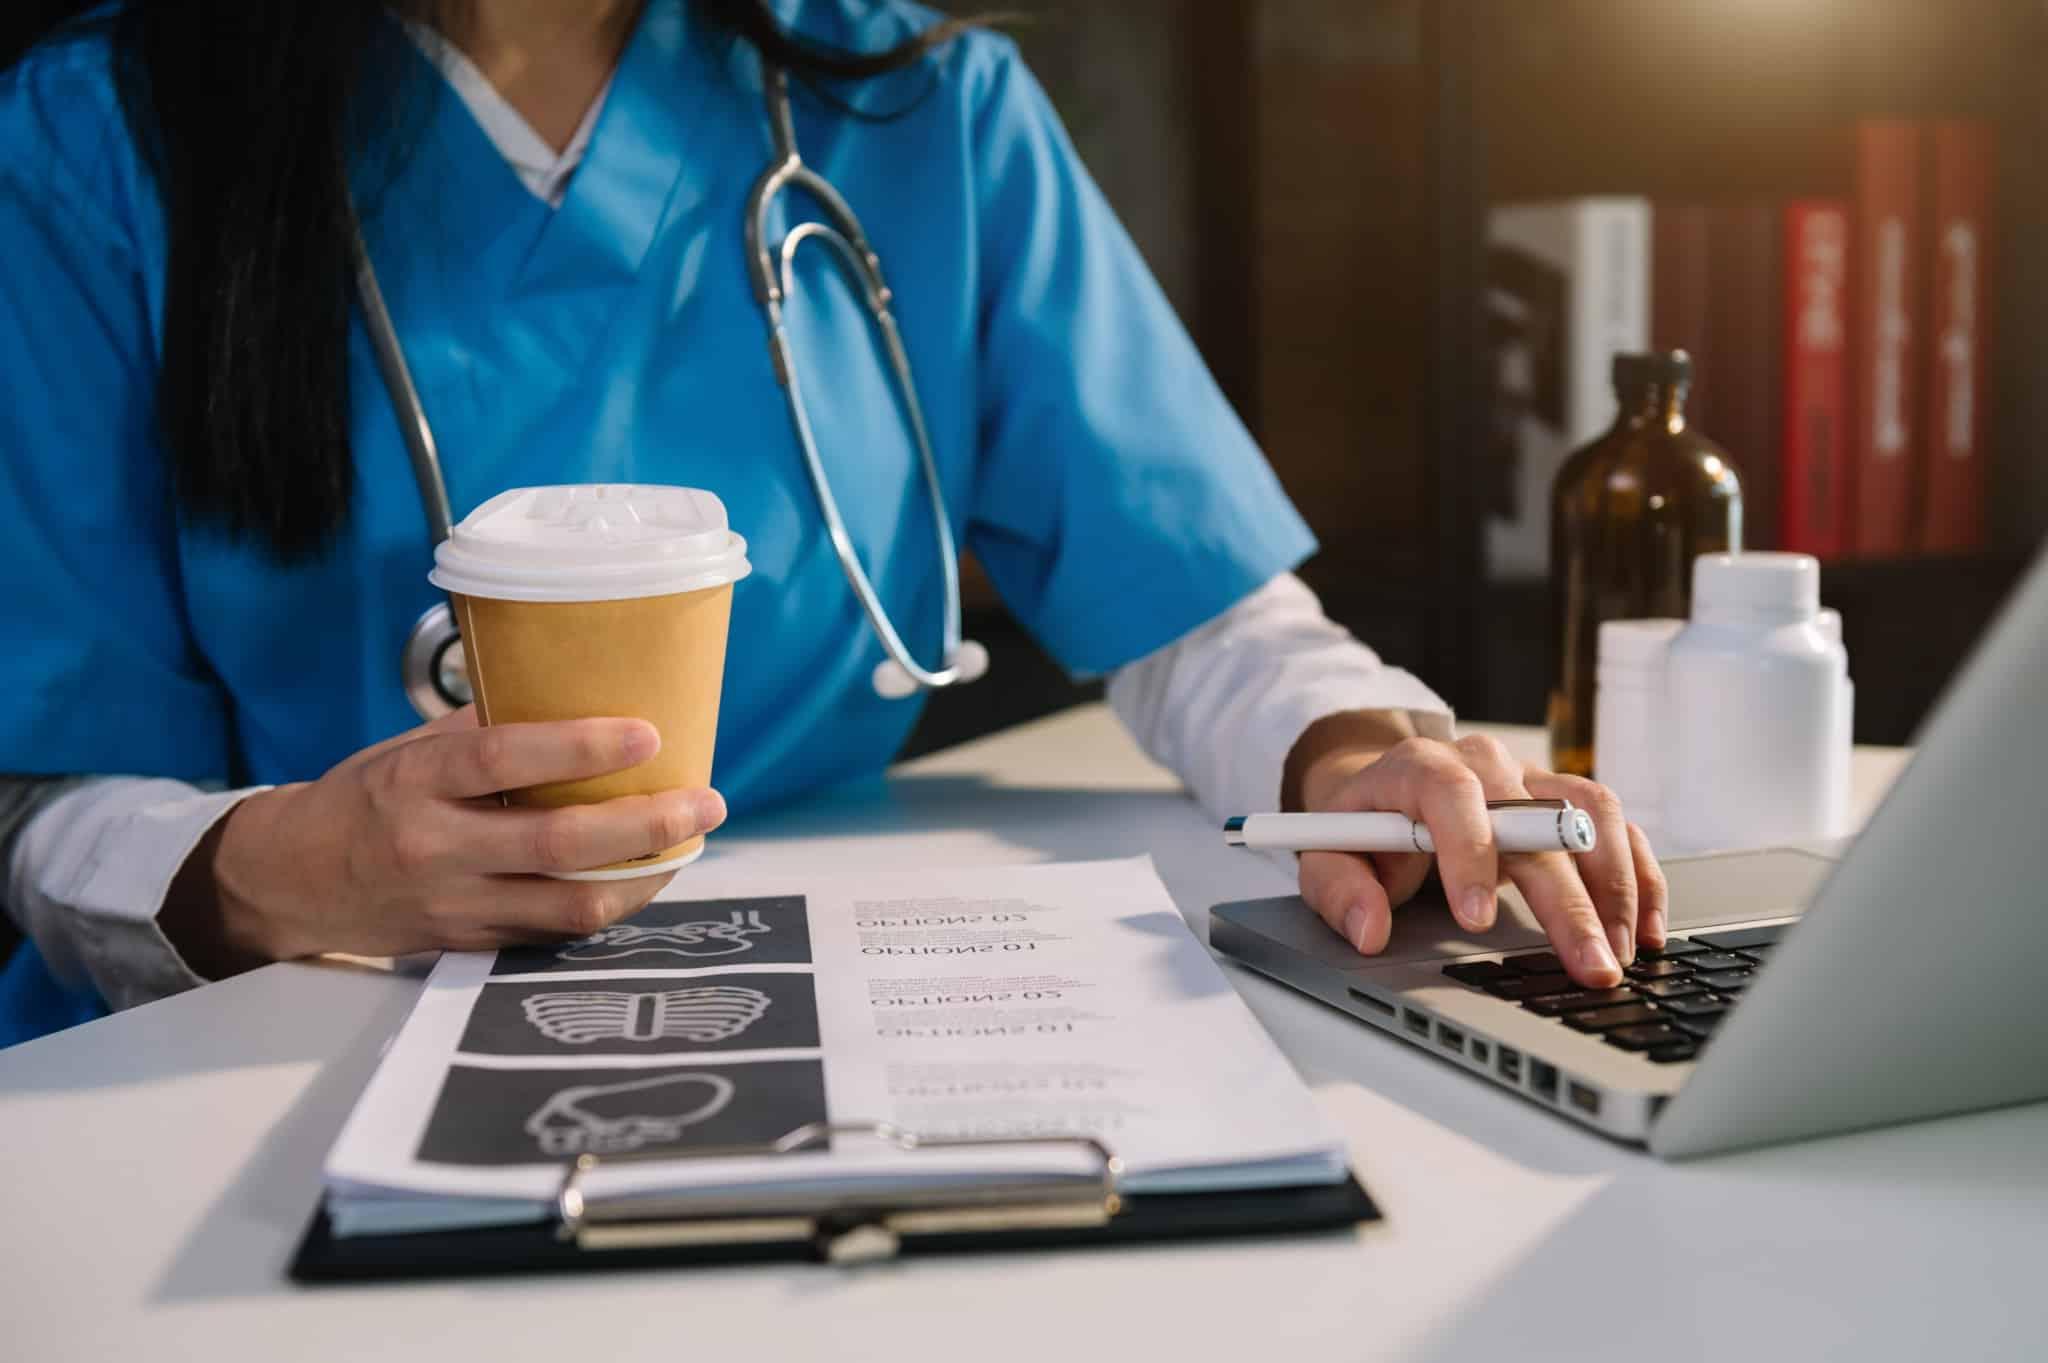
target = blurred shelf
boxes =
[921,0,2046,755]
[1480,0,2043,203]
[1475,552,2032,742]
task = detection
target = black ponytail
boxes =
[137,7,391,559]
[696,0,984,82]
[2,2,980,561]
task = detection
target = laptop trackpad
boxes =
[1658,847,1837,932]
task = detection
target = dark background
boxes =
[901,0,2048,760]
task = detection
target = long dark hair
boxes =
[0,2,977,560]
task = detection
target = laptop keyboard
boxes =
[1440,924,1787,1064]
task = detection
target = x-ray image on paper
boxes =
[492,895,812,975]
[457,972,822,1057]
[416,1060,829,1166]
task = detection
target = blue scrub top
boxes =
[0,0,1314,1039]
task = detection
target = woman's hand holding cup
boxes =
[166,707,726,971]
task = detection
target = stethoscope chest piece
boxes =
[401,600,473,719]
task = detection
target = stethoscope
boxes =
[359,63,987,722]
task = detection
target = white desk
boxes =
[6,707,2040,1362]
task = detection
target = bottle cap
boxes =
[1598,618,1685,668]
[430,485,752,603]
[1690,552,1820,622]
[1612,349,1694,399]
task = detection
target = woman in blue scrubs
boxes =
[0,0,1663,1043]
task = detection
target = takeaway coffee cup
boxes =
[428,485,751,880]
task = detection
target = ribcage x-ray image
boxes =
[491,896,813,975]
[456,972,822,1057]
[417,1060,830,1166]
[524,986,772,1045]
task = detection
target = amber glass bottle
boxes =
[1548,351,1743,777]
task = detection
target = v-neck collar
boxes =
[517,0,720,295]
[403,19,613,209]
[357,0,723,301]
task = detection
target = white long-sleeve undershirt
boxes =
[8,572,1450,1005]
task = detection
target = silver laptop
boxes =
[1211,548,2048,1157]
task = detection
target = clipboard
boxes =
[291,1119,1379,1282]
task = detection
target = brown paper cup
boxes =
[453,583,733,879]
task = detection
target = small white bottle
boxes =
[1664,553,1850,852]
[1816,607,1856,839]
[1594,618,1686,852]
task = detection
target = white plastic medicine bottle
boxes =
[1664,554,1849,852]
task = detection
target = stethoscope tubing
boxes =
[356,60,981,720]
[352,232,455,548]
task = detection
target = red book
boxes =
[1847,120,1925,558]
[1650,202,1781,547]
[1919,120,1994,554]
[1780,200,1851,557]
[1704,202,1783,550]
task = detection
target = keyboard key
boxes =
[1692,924,1789,951]
[1624,958,1693,980]
[1485,972,1579,1000]
[1639,939,1709,959]
[1649,1041,1700,1063]
[1562,1002,1662,1032]
[1680,951,1751,972]
[1735,945,1775,964]
[1631,976,1708,1000]
[1604,1022,1689,1051]
[1443,960,1515,986]
[1502,951,1565,976]
[1659,993,1730,1019]
[1693,969,1754,991]
[1525,988,1638,1017]
[1675,1015,1724,1040]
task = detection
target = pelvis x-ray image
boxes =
[492,896,813,975]
[418,1060,831,1166]
[524,1071,735,1157]
[559,910,772,961]
[523,986,771,1045]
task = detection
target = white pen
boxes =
[1223,800,1597,855]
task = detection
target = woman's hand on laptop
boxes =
[1283,713,1667,989]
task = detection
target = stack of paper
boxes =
[323,858,1347,1237]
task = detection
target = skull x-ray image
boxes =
[492,896,812,975]
[525,1071,735,1157]
[417,1060,829,1166]
[457,972,822,1057]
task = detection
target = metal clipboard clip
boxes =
[554,1120,1125,1265]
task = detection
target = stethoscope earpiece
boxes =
[871,638,988,701]
[949,638,991,685]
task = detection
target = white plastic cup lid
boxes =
[1691,551,1820,620]
[1597,618,1685,668]
[428,485,752,603]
